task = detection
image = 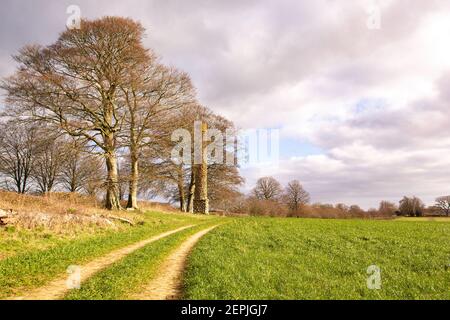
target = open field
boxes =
[1,191,449,301]
[184,218,450,300]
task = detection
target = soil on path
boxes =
[133,225,218,300]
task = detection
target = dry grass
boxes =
[0,191,103,215]
[136,200,177,213]
[395,216,450,222]
[0,191,174,233]
[5,212,116,233]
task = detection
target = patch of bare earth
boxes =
[9,225,193,300]
[132,225,218,300]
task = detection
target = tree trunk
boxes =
[104,133,121,210]
[187,169,195,213]
[177,166,187,212]
[15,179,22,194]
[126,150,139,210]
[179,187,186,212]
[70,167,77,192]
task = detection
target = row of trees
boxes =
[0,17,243,211]
[252,177,310,212]
[398,196,450,217]
[0,124,103,195]
[223,177,312,216]
[230,177,450,218]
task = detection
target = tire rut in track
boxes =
[132,225,218,300]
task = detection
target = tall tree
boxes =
[137,103,194,212]
[1,17,149,209]
[60,139,104,193]
[32,132,66,194]
[138,104,243,213]
[378,201,397,216]
[283,180,310,212]
[208,164,244,210]
[0,121,38,194]
[348,205,365,216]
[399,196,425,217]
[253,177,283,200]
[435,196,450,216]
[120,53,194,209]
[142,161,191,212]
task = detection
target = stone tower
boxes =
[193,122,209,214]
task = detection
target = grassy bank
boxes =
[184,218,450,300]
[0,191,179,260]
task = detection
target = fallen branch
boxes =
[104,215,135,226]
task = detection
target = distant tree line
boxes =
[227,176,450,218]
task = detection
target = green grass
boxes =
[0,226,75,260]
[64,222,220,300]
[0,211,217,298]
[184,218,450,300]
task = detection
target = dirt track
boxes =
[132,225,218,300]
[10,225,193,300]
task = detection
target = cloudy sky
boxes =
[1,0,450,208]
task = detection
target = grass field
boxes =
[184,218,450,300]
[2,208,449,300]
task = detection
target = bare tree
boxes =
[283,180,310,212]
[137,104,193,212]
[399,196,425,217]
[349,205,365,216]
[335,203,349,213]
[208,164,244,210]
[138,104,243,213]
[0,121,38,193]
[435,196,450,216]
[144,104,205,213]
[120,54,194,209]
[204,113,244,211]
[378,201,397,216]
[60,139,104,193]
[1,17,149,210]
[84,172,105,198]
[31,133,66,194]
[253,177,283,200]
